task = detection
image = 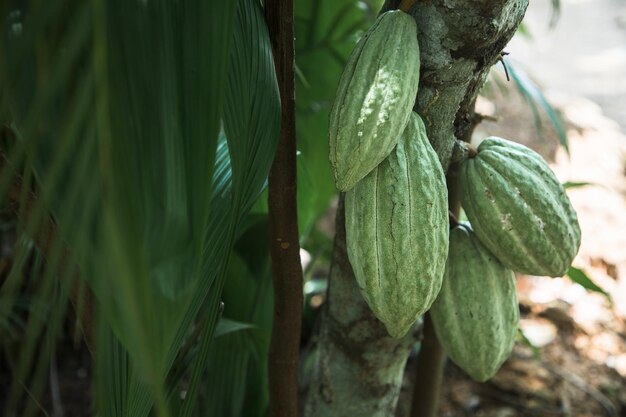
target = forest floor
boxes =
[431,1,626,415]
[435,89,626,417]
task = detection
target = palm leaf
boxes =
[1,1,280,415]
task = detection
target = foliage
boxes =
[0,0,611,416]
[294,0,382,234]
[0,0,279,415]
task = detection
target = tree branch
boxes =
[265,1,303,417]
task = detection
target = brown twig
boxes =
[498,51,511,81]
[474,113,498,123]
[448,211,460,228]
[410,314,445,417]
[265,1,303,417]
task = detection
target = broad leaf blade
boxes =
[224,0,281,215]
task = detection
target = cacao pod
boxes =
[460,137,581,277]
[329,10,420,192]
[430,222,519,382]
[345,113,448,338]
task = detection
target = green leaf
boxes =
[549,0,561,29]
[562,181,593,189]
[516,21,533,39]
[180,0,280,413]
[199,329,267,417]
[517,328,541,360]
[215,318,258,339]
[224,0,281,215]
[91,1,241,414]
[508,62,569,153]
[1,0,245,415]
[200,250,272,417]
[567,266,610,299]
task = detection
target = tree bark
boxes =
[405,2,528,415]
[304,196,415,417]
[306,1,528,416]
[381,0,529,171]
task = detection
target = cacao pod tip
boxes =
[345,112,448,340]
[384,321,413,339]
[431,223,518,384]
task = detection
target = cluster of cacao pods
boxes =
[330,9,448,339]
[329,8,581,381]
[430,137,581,381]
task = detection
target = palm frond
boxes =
[1,0,281,415]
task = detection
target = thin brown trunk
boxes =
[265,1,303,416]
[410,315,445,417]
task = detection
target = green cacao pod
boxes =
[431,222,519,382]
[460,137,581,277]
[329,10,420,192]
[345,113,448,338]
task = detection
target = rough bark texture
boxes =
[396,0,530,170]
[304,196,415,417]
[305,1,528,416]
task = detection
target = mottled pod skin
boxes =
[329,10,420,192]
[431,223,519,382]
[460,137,581,277]
[345,113,448,338]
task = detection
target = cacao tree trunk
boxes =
[303,196,415,417]
[305,1,529,416]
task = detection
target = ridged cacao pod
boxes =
[329,10,420,192]
[345,113,448,338]
[460,137,581,277]
[431,222,519,382]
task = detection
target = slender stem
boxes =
[410,315,446,417]
[265,1,303,417]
